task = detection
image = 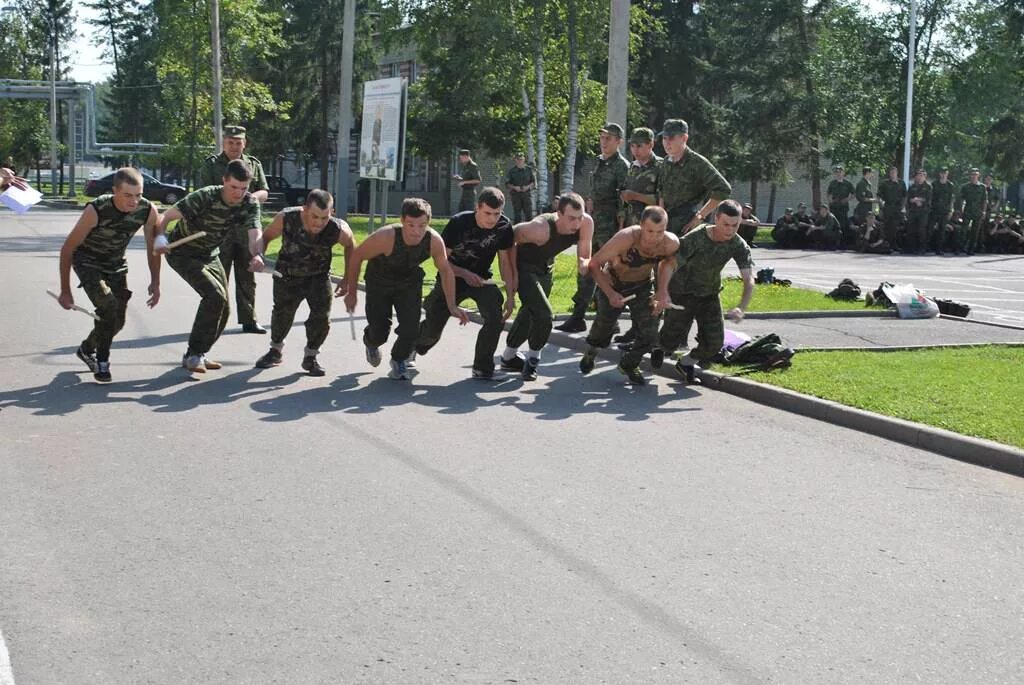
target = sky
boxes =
[68,0,119,83]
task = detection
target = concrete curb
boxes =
[799,342,1024,352]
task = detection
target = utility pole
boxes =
[49,27,58,193]
[607,0,629,151]
[902,0,917,185]
[210,0,223,149]
[336,0,355,217]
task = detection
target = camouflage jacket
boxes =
[590,152,628,210]
[906,182,932,215]
[878,179,906,212]
[623,154,662,226]
[74,195,153,273]
[275,207,343,278]
[505,165,535,192]
[827,178,855,204]
[167,186,262,258]
[199,152,269,194]
[930,180,955,215]
[855,178,875,204]
[669,224,753,298]
[656,148,731,213]
[959,182,987,218]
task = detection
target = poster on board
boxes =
[359,77,407,182]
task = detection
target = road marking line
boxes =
[0,626,15,685]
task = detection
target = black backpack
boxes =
[827,278,861,300]
[723,333,795,370]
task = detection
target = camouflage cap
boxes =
[969,167,980,174]
[658,119,689,137]
[832,164,844,171]
[224,125,246,139]
[784,207,793,213]
[939,166,950,173]
[600,122,624,138]
[629,127,654,144]
[742,202,754,210]
[797,201,807,208]
[458,149,471,156]
[515,151,526,158]
[818,202,830,210]
[914,168,926,175]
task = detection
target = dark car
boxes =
[266,175,311,207]
[84,171,186,205]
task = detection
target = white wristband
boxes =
[154,234,169,249]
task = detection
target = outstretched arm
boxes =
[57,205,99,309]
[430,230,469,325]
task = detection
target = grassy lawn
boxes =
[263,216,860,314]
[742,346,1024,448]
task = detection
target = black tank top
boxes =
[365,225,432,285]
[516,213,580,274]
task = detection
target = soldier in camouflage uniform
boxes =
[982,173,1002,252]
[557,122,628,333]
[905,169,932,254]
[155,159,262,373]
[455,149,481,212]
[343,198,469,381]
[504,153,536,224]
[928,167,955,254]
[737,203,760,246]
[826,165,855,240]
[654,118,731,236]
[877,166,906,247]
[958,168,988,255]
[578,206,679,385]
[620,127,662,228]
[772,208,801,248]
[57,167,161,382]
[854,166,876,224]
[658,200,755,383]
[200,125,271,334]
[249,190,355,376]
[806,203,841,250]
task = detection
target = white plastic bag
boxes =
[883,283,940,319]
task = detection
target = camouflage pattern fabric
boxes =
[73,195,152,273]
[72,264,131,361]
[167,186,261,258]
[275,207,343,278]
[166,252,230,355]
[199,152,269,194]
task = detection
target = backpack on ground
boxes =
[827,278,861,300]
[722,333,796,370]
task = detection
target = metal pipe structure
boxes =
[902,0,917,185]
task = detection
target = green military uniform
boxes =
[826,176,856,232]
[809,211,841,250]
[584,231,673,372]
[659,225,753,363]
[267,207,343,356]
[166,186,261,356]
[72,194,153,362]
[905,179,932,253]
[655,149,731,235]
[458,159,480,212]
[567,150,628,321]
[363,226,433,362]
[772,212,800,249]
[507,214,580,352]
[929,178,955,252]
[854,176,875,223]
[737,211,760,245]
[200,150,270,328]
[505,163,536,224]
[622,154,662,227]
[877,177,906,244]
[985,184,1001,215]
[959,181,988,253]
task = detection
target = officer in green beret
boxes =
[199,125,270,334]
[654,118,731,236]
[958,168,988,255]
[504,152,536,224]
[454,149,481,212]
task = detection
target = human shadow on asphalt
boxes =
[135,367,305,413]
[0,368,193,415]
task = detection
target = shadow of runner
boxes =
[0,368,194,416]
[136,368,303,413]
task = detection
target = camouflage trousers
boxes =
[585,280,658,369]
[959,215,984,253]
[905,212,929,253]
[659,291,723,364]
[219,228,258,326]
[506,269,553,351]
[270,273,333,353]
[73,264,132,362]
[363,278,423,362]
[510,191,532,224]
[832,202,850,234]
[416,280,504,373]
[458,189,477,213]
[167,253,229,356]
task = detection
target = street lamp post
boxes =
[335,0,355,218]
[210,0,223,149]
[902,0,917,185]
[49,22,58,194]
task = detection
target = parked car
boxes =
[84,172,186,205]
[266,175,311,207]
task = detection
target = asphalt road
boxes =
[733,245,1024,327]
[2,209,1024,684]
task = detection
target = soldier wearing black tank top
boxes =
[498,193,594,381]
[343,198,469,380]
[579,206,678,384]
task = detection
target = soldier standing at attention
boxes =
[499,193,594,380]
[343,198,469,381]
[826,165,855,238]
[905,169,932,254]
[200,125,271,334]
[853,166,876,224]
[454,149,481,213]
[249,190,355,376]
[578,206,678,385]
[654,118,731,237]
[877,165,906,247]
[958,168,988,255]
[658,199,755,383]
[155,160,262,373]
[556,122,628,334]
[928,167,955,254]
[57,167,162,383]
[504,153,536,224]
[619,127,662,228]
